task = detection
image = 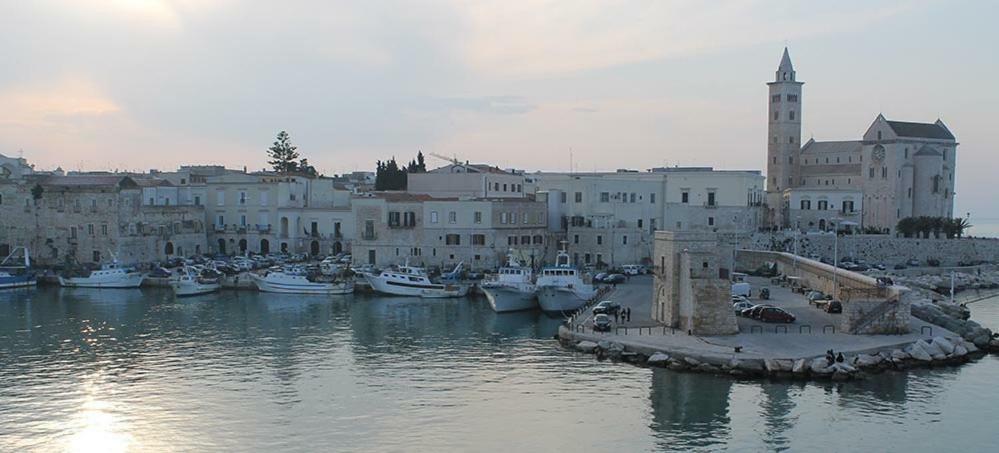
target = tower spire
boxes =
[776,47,795,82]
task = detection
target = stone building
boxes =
[528,168,764,268]
[407,162,528,199]
[0,171,205,266]
[651,231,738,335]
[351,192,550,270]
[764,48,957,232]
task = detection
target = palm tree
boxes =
[954,217,972,238]
[896,217,916,238]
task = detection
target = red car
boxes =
[757,307,796,323]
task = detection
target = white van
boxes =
[731,272,751,297]
[622,265,642,276]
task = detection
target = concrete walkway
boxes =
[566,275,957,362]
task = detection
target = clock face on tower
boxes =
[872,145,886,161]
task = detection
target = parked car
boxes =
[926,258,941,267]
[731,282,751,298]
[758,307,796,323]
[593,272,609,283]
[592,314,613,332]
[894,263,908,270]
[592,300,622,315]
[733,300,754,315]
[907,259,921,267]
[731,295,749,304]
[824,300,843,314]
[603,274,626,284]
[744,304,775,319]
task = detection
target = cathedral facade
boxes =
[765,48,957,233]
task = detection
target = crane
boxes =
[428,152,463,166]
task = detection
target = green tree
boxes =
[298,158,318,177]
[268,131,300,173]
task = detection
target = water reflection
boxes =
[1,288,998,451]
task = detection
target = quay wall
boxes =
[749,234,999,267]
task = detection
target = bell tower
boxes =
[765,47,803,226]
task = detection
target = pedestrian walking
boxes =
[614,311,619,323]
[627,307,632,322]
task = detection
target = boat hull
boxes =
[172,280,221,297]
[482,284,537,312]
[363,274,468,298]
[537,285,594,314]
[58,273,144,288]
[252,274,354,295]
[0,274,36,289]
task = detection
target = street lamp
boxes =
[831,216,842,298]
[793,216,801,278]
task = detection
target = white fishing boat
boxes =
[536,249,595,315]
[58,259,144,288]
[251,269,354,295]
[481,253,537,312]
[363,261,469,298]
[0,247,36,289]
[171,266,222,297]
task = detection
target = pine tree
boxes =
[268,131,300,173]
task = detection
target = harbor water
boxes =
[1,288,998,452]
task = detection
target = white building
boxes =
[351,192,550,270]
[784,188,863,232]
[407,163,527,199]
[528,168,764,268]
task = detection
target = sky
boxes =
[0,0,996,219]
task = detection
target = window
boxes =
[403,212,416,227]
[600,192,609,202]
[629,193,636,203]
[71,226,77,239]
[637,219,643,229]
[707,192,716,206]
[517,184,522,192]
[92,251,101,263]
[708,217,714,226]
[364,220,375,239]
[817,200,828,210]
[471,234,485,245]
[574,192,582,203]
[681,191,689,203]
[789,110,795,121]
[388,211,401,227]
[774,111,779,120]
[217,215,224,227]
[430,211,439,223]
[510,212,517,223]
[239,191,246,205]
[771,94,781,103]
[194,196,201,206]
[800,200,811,210]
[474,211,482,224]
[788,156,793,164]
[650,193,655,204]
[573,234,579,244]
[789,136,795,144]
[869,167,875,178]
[842,201,855,213]
[521,235,530,244]
[877,130,882,140]
[216,190,224,206]
[101,224,108,236]
[507,236,518,246]
[787,94,798,102]
[622,236,628,245]
[560,192,566,203]
[494,182,500,191]
[500,212,508,224]
[596,235,603,245]
[88,224,94,235]
[448,211,457,223]
[904,148,909,159]
[533,235,543,244]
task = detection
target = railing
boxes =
[362,232,377,240]
[256,224,271,232]
[849,299,901,334]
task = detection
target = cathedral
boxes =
[765,48,957,233]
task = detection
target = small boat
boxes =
[481,253,537,312]
[58,259,144,288]
[171,266,222,297]
[536,248,595,315]
[363,261,469,298]
[0,247,37,289]
[251,269,354,295]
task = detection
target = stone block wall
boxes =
[653,231,738,335]
[749,232,999,267]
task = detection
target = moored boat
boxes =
[171,266,222,297]
[58,259,144,288]
[251,269,354,295]
[0,247,36,289]
[363,261,469,298]
[536,249,594,315]
[481,253,537,312]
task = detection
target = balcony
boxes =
[256,224,272,233]
[214,225,227,233]
[703,202,717,209]
[362,232,377,241]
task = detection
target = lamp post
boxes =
[793,216,801,278]
[832,216,842,298]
